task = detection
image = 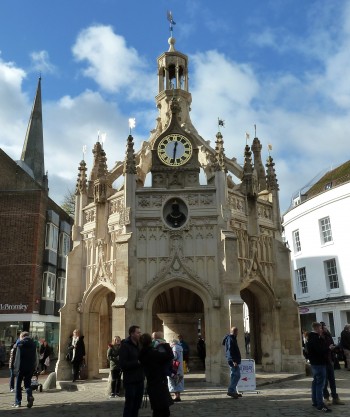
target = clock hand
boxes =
[173,142,178,160]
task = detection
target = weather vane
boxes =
[82,145,87,161]
[268,144,273,156]
[245,132,250,145]
[218,118,225,132]
[98,131,107,148]
[129,118,136,135]
[167,11,176,37]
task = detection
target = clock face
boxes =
[157,134,193,166]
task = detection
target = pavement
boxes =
[0,364,349,416]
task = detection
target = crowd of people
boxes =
[303,321,349,412]
[5,321,350,415]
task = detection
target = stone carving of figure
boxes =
[166,201,186,228]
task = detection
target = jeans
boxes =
[228,364,241,393]
[323,362,338,399]
[123,380,144,417]
[15,371,33,405]
[311,365,326,408]
[9,368,15,390]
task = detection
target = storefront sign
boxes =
[299,307,309,314]
[0,303,28,311]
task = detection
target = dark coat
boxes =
[119,337,144,384]
[306,331,328,366]
[68,336,85,363]
[14,337,37,375]
[223,333,241,364]
[107,344,121,370]
[139,343,174,411]
[39,344,51,361]
[340,329,350,350]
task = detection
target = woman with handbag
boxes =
[167,339,184,402]
[67,329,86,382]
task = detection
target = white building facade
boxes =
[283,175,350,341]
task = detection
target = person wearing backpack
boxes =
[107,336,122,398]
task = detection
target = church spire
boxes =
[20,77,46,187]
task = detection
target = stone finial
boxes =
[90,141,108,182]
[123,135,137,175]
[241,144,258,197]
[75,160,88,195]
[251,137,267,191]
[213,131,227,172]
[266,155,279,191]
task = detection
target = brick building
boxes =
[0,78,73,357]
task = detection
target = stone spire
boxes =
[20,77,46,187]
[123,135,137,175]
[89,141,109,203]
[266,155,279,191]
[241,144,258,197]
[213,131,227,172]
[75,160,88,195]
[251,136,266,191]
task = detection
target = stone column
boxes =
[157,312,203,357]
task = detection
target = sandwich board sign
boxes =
[237,359,257,392]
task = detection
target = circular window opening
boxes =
[163,198,188,229]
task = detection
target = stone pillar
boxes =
[157,312,203,358]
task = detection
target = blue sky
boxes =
[0,0,349,212]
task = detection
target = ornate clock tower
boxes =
[57,28,304,385]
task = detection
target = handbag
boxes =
[44,356,50,367]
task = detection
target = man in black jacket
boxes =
[12,332,37,408]
[119,325,144,417]
[320,322,344,405]
[222,327,242,399]
[307,322,333,412]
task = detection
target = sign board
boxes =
[237,359,256,392]
[299,307,309,314]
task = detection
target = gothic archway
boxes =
[152,286,205,371]
[82,285,114,378]
[240,281,275,366]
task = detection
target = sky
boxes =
[0,0,349,213]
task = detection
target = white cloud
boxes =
[0,56,28,154]
[72,25,155,101]
[30,50,56,74]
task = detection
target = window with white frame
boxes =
[45,223,59,251]
[319,216,333,244]
[325,258,339,290]
[56,276,66,302]
[42,271,56,300]
[296,267,308,295]
[59,232,70,257]
[293,230,301,253]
